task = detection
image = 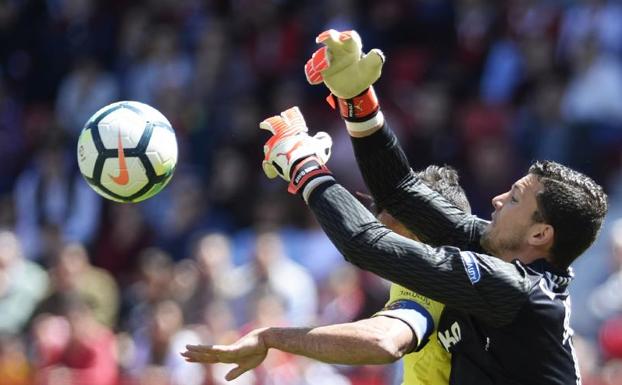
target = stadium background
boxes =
[1,0,622,384]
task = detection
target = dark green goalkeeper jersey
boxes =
[305,124,581,385]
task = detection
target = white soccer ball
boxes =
[77,101,178,203]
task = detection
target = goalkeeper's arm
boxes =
[258,106,529,326]
[352,121,489,250]
[305,30,487,248]
[306,181,531,327]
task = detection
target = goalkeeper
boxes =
[185,30,607,384]
[183,164,469,385]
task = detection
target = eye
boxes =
[510,195,518,203]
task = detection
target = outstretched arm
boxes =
[258,106,530,325]
[351,122,489,249]
[306,181,530,326]
[182,316,414,380]
[305,30,487,249]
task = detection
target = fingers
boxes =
[281,106,306,130]
[316,29,351,47]
[181,345,222,363]
[306,30,364,86]
[305,57,323,85]
[313,131,333,164]
[182,344,260,381]
[184,344,230,355]
[313,131,332,149]
[311,47,329,72]
[182,344,237,363]
[226,364,252,381]
[259,116,287,135]
[316,29,361,53]
[262,159,279,179]
[305,47,328,85]
[260,107,307,135]
[185,344,209,352]
[182,351,220,363]
[338,30,362,53]
[315,29,338,44]
[360,48,385,73]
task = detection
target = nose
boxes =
[491,193,504,210]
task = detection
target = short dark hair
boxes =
[369,165,470,214]
[416,165,471,214]
[529,160,608,269]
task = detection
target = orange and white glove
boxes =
[261,107,334,201]
[305,29,385,124]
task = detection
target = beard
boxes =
[480,224,524,257]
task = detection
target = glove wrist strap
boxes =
[344,110,384,136]
[288,157,332,195]
[326,87,379,122]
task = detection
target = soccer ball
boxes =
[77,101,178,203]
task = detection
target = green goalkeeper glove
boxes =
[305,29,384,99]
[305,30,385,122]
[261,107,334,200]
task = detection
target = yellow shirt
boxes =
[374,283,450,385]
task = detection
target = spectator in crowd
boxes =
[142,170,232,261]
[91,203,154,281]
[13,135,101,262]
[232,230,318,326]
[125,299,205,385]
[126,25,193,109]
[34,243,119,329]
[175,232,240,325]
[122,248,175,334]
[558,0,622,59]
[237,291,301,385]
[318,264,368,326]
[55,56,120,138]
[0,230,48,333]
[31,293,118,385]
[561,35,622,126]
[590,218,622,321]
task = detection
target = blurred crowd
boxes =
[1,0,622,384]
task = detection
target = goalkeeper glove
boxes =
[261,107,334,201]
[305,29,385,122]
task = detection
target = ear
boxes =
[528,223,554,248]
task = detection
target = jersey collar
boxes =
[525,259,574,289]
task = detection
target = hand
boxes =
[261,107,333,196]
[305,29,384,99]
[182,329,268,381]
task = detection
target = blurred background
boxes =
[1,0,622,384]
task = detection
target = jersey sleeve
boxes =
[374,284,444,352]
[307,181,533,326]
[350,123,489,250]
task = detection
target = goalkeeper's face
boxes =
[481,174,547,261]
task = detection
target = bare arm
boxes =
[182,316,414,380]
[263,316,414,365]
